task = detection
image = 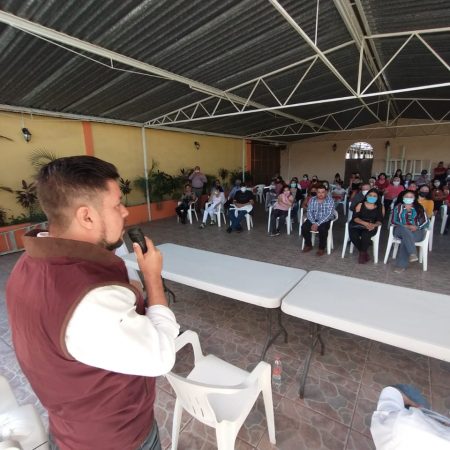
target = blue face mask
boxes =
[290,183,297,188]
[403,197,414,205]
[366,196,377,204]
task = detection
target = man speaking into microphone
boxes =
[6,156,180,450]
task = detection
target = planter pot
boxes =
[125,200,179,226]
[0,222,47,255]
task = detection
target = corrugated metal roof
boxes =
[0,0,448,140]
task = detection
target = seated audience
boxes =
[350,183,370,211]
[391,190,429,273]
[268,185,294,236]
[301,184,335,256]
[403,172,413,188]
[289,178,303,221]
[417,185,434,218]
[224,178,241,210]
[265,181,278,210]
[383,176,405,211]
[368,177,377,189]
[211,178,224,193]
[175,184,197,224]
[433,161,447,184]
[371,384,450,449]
[408,181,418,192]
[274,176,284,195]
[199,188,225,228]
[299,174,310,194]
[334,173,343,185]
[432,178,446,211]
[349,175,362,199]
[301,186,318,209]
[331,181,346,204]
[227,185,255,233]
[349,189,384,263]
[394,169,404,184]
[376,172,390,193]
[415,169,429,186]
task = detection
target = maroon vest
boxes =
[6,233,155,450]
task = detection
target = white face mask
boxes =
[434,182,440,187]
[361,190,369,196]
[393,181,400,186]
[240,187,247,193]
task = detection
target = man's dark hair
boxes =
[37,156,119,230]
[315,183,327,191]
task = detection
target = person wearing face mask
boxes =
[394,169,404,184]
[383,177,405,211]
[226,184,255,233]
[368,177,377,189]
[268,185,294,236]
[350,183,371,212]
[289,179,303,222]
[391,191,429,273]
[274,176,284,195]
[403,173,413,189]
[199,188,225,228]
[301,186,318,209]
[431,178,445,211]
[331,181,346,204]
[417,185,434,218]
[310,176,319,187]
[188,166,207,202]
[349,189,385,263]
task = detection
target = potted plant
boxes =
[218,168,230,189]
[119,178,132,206]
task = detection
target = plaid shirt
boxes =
[307,196,335,225]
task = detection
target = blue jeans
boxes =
[49,421,161,450]
[393,226,425,268]
[228,210,248,230]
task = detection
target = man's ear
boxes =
[75,205,95,230]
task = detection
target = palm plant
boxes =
[29,149,57,171]
[15,180,38,221]
[119,178,132,205]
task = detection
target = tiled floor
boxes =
[1,204,449,449]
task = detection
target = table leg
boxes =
[260,308,289,361]
[299,323,324,399]
[163,278,176,304]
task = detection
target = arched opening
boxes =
[344,142,374,184]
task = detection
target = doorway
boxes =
[344,142,374,185]
[251,142,281,184]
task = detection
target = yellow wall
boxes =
[0,112,244,218]
[146,129,243,176]
[0,112,85,219]
[282,121,450,182]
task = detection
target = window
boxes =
[345,142,374,159]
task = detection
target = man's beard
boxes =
[98,219,124,251]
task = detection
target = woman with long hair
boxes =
[391,190,429,273]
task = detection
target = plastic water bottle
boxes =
[272,355,282,385]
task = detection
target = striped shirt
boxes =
[392,204,429,230]
[307,196,335,225]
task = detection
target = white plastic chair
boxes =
[267,206,292,235]
[428,215,435,251]
[228,206,253,230]
[440,204,448,234]
[166,331,276,450]
[341,222,381,263]
[254,184,265,204]
[0,376,49,450]
[383,225,430,271]
[300,211,338,255]
[335,192,348,216]
[177,199,198,224]
[214,204,227,228]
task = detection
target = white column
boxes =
[141,127,152,221]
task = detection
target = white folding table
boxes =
[121,243,306,359]
[281,270,450,398]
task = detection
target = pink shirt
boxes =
[274,192,293,211]
[384,184,404,200]
[299,180,310,190]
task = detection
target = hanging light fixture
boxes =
[21,127,32,142]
